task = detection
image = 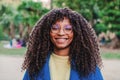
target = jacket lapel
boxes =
[42,53,51,80]
[70,68,80,80]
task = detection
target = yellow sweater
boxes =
[49,53,70,80]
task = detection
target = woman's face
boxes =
[50,17,74,50]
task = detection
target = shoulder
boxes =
[71,66,104,80]
[85,66,104,80]
[23,54,51,80]
[23,70,30,80]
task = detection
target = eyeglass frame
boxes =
[50,24,73,34]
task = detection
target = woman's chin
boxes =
[55,45,69,50]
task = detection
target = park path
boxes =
[0,55,120,80]
[0,55,24,80]
[102,59,120,80]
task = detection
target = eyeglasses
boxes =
[51,24,73,34]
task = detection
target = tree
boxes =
[100,0,120,48]
[17,0,49,41]
[102,0,120,37]
[53,0,120,48]
[0,5,16,39]
[53,0,93,20]
[0,0,50,41]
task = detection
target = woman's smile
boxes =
[55,38,68,43]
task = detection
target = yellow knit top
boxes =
[49,53,71,80]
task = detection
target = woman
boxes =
[22,8,103,80]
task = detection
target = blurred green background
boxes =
[0,0,120,80]
[0,0,120,59]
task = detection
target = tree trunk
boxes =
[9,22,15,39]
[22,25,32,42]
[19,24,24,38]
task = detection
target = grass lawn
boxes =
[0,41,26,56]
[101,53,120,59]
[100,48,120,59]
[0,41,120,59]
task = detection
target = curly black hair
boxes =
[22,8,102,79]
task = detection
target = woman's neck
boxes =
[53,47,69,56]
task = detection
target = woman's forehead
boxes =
[54,17,70,24]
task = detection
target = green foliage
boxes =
[53,0,120,37]
[53,0,100,21]
[0,5,13,28]
[0,0,50,40]
[94,23,107,35]
[0,0,120,40]
[0,27,4,40]
[18,0,49,27]
[0,27,9,40]
[115,32,120,39]
[100,0,120,37]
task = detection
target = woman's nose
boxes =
[57,28,65,35]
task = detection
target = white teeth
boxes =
[56,38,67,40]
[56,38,67,43]
[56,38,66,40]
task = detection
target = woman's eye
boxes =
[65,25,72,30]
[52,25,59,30]
[65,28,72,30]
